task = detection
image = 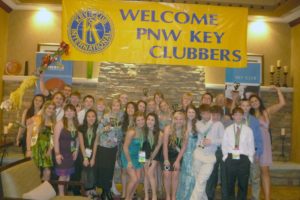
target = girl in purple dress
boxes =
[249,86,285,200]
[54,104,79,196]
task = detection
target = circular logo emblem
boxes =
[68,9,114,54]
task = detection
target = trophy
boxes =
[233,82,240,91]
[172,103,179,111]
[143,88,149,97]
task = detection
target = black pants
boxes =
[206,147,228,200]
[94,146,118,192]
[70,154,83,195]
[225,154,250,200]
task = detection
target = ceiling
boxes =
[3,0,300,22]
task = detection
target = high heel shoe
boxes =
[100,191,106,200]
[106,191,113,200]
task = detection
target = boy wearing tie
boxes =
[222,107,255,200]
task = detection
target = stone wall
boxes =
[1,72,293,161]
[97,63,206,103]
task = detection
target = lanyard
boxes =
[87,127,93,147]
[244,115,250,126]
[234,124,242,149]
[202,124,212,138]
[136,128,144,149]
[148,131,154,149]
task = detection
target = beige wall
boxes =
[0,9,8,79]
[5,10,292,85]
[0,8,9,124]
[206,22,291,85]
[6,10,61,75]
[291,24,300,163]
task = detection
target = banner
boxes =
[35,52,73,94]
[62,0,248,67]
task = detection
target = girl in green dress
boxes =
[26,101,56,181]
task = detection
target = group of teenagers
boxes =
[15,79,286,200]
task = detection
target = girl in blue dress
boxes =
[120,102,137,198]
[121,111,146,200]
[177,104,198,200]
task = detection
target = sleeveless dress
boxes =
[32,126,53,168]
[55,128,76,176]
[259,119,272,166]
[176,132,198,200]
[121,138,143,169]
[163,135,182,171]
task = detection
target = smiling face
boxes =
[45,104,55,117]
[147,100,156,113]
[240,100,251,114]
[159,101,169,113]
[201,94,212,105]
[83,97,94,110]
[138,102,146,113]
[64,107,76,120]
[119,94,128,106]
[173,112,185,129]
[187,107,196,121]
[232,111,243,124]
[53,93,64,107]
[146,115,156,130]
[126,103,135,116]
[249,96,260,110]
[112,100,121,113]
[97,101,105,112]
[86,111,97,126]
[33,96,44,109]
[63,86,72,98]
[135,115,145,128]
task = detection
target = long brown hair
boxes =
[63,104,79,130]
[39,101,56,133]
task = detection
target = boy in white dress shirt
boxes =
[222,107,255,200]
[191,104,224,200]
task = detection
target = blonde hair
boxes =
[169,111,186,147]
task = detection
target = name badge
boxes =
[31,136,37,147]
[85,148,92,158]
[139,151,146,163]
[232,149,240,160]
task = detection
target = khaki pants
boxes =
[190,148,216,200]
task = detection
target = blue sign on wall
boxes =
[35,52,73,94]
[225,62,261,85]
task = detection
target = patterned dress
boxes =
[32,126,53,168]
[177,132,198,200]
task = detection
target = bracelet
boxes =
[84,156,89,161]
[164,160,170,165]
[55,153,61,156]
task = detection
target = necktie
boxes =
[235,125,241,149]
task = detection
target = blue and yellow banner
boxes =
[62,0,248,67]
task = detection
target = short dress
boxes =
[55,128,76,176]
[163,136,182,171]
[32,126,53,168]
[121,138,143,169]
[259,119,272,166]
